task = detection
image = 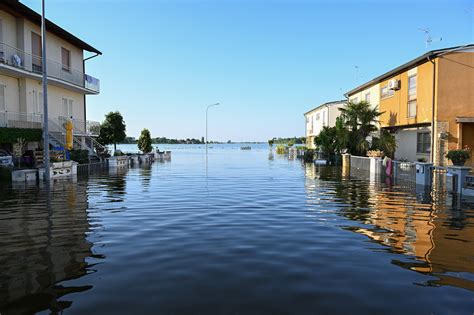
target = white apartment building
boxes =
[0,0,101,152]
[304,100,346,149]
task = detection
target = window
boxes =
[322,111,326,126]
[61,47,71,71]
[315,113,320,120]
[31,32,42,72]
[381,85,394,99]
[365,92,370,102]
[408,100,416,118]
[407,75,417,118]
[33,90,43,115]
[408,75,417,99]
[417,132,431,154]
[62,97,73,118]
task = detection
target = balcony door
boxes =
[62,97,73,119]
[31,32,42,73]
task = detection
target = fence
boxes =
[76,160,108,176]
[392,160,416,183]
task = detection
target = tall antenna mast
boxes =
[419,28,442,49]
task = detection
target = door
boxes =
[31,32,42,72]
[0,84,5,127]
[462,123,474,166]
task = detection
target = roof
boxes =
[0,0,101,55]
[304,100,346,116]
[344,44,474,97]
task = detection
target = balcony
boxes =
[0,111,100,136]
[0,42,100,94]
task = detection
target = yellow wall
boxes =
[436,52,474,152]
[379,62,434,128]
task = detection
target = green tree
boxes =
[339,100,382,156]
[98,111,126,150]
[137,128,153,153]
[314,126,337,161]
[371,129,397,158]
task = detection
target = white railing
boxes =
[57,116,100,136]
[0,111,43,129]
[0,42,100,93]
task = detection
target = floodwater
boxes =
[1,144,474,314]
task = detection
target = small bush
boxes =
[276,145,286,154]
[303,149,315,163]
[70,150,89,164]
[446,149,470,166]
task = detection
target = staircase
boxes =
[47,119,107,158]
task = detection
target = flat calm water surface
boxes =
[1,144,474,314]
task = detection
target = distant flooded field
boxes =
[1,144,474,314]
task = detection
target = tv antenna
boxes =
[419,28,442,48]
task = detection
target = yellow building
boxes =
[346,45,474,166]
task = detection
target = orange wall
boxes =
[436,52,474,151]
[379,62,434,128]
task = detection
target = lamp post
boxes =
[205,103,220,155]
[41,0,50,181]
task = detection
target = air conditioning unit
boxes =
[388,79,400,90]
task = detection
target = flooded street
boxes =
[1,145,474,314]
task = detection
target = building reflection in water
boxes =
[0,179,102,314]
[304,163,474,292]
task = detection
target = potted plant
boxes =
[446,149,470,166]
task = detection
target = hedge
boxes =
[0,127,43,144]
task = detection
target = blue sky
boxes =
[23,0,473,141]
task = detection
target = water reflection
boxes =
[0,181,100,314]
[305,163,474,292]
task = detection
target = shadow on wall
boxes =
[388,112,398,127]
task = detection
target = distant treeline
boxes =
[269,137,306,145]
[121,137,205,144]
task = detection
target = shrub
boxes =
[303,149,315,163]
[276,145,286,154]
[70,150,89,164]
[446,149,470,166]
[138,129,153,153]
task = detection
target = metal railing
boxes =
[51,116,100,136]
[0,111,43,129]
[0,42,100,93]
[350,155,371,171]
[392,160,416,183]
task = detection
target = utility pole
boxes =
[41,0,50,181]
[205,103,220,155]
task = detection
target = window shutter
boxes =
[0,84,5,111]
[62,98,68,117]
[68,99,73,117]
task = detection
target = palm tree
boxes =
[339,100,383,156]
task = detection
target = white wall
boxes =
[393,126,431,162]
[348,84,380,109]
[22,19,84,73]
[23,78,84,121]
[0,74,20,112]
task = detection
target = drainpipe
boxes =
[427,54,436,164]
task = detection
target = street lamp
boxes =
[206,102,220,155]
[41,0,50,182]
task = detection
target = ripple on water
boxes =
[0,146,474,314]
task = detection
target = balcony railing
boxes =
[57,116,100,136]
[0,111,43,129]
[0,111,100,136]
[0,42,100,93]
